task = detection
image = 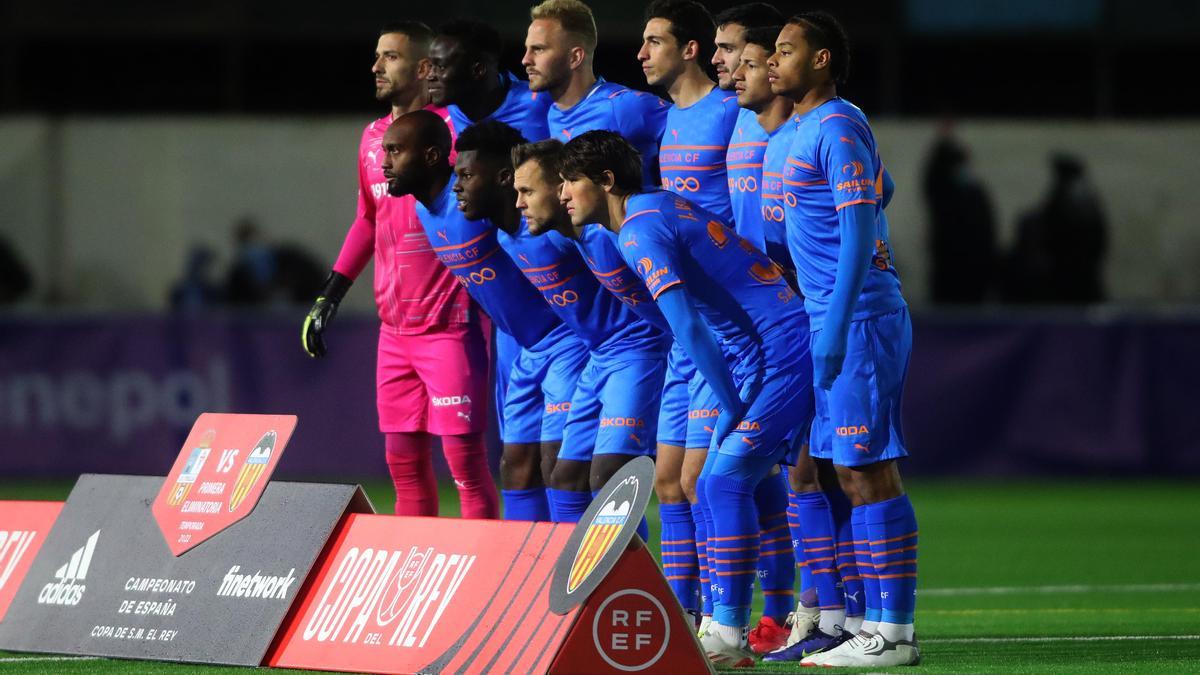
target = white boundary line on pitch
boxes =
[926,635,1200,644]
[0,656,102,663]
[922,582,1200,596]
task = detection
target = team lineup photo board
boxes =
[152,413,296,555]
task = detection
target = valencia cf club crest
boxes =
[167,430,215,507]
[229,431,275,512]
[548,456,654,615]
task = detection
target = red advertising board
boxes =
[268,515,579,674]
[0,501,64,623]
[151,413,296,555]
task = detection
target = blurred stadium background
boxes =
[1,0,1199,670]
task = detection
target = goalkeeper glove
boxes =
[302,271,352,358]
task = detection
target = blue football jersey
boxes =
[761,114,799,271]
[617,190,804,364]
[447,72,552,142]
[726,108,769,251]
[547,78,669,189]
[414,176,560,348]
[782,98,904,330]
[498,219,666,357]
[659,87,740,223]
[574,224,671,334]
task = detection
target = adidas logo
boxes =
[38,530,100,606]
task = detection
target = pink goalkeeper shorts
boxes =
[376,322,491,435]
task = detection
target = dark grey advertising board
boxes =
[0,474,372,666]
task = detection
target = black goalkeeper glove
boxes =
[302,271,353,358]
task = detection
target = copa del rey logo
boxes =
[568,476,638,594]
[38,530,100,606]
[302,545,475,648]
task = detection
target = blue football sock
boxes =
[691,501,713,615]
[755,471,794,620]
[866,494,918,625]
[852,505,881,623]
[787,487,816,606]
[548,488,591,524]
[659,502,699,613]
[704,472,760,628]
[502,487,549,522]
[793,490,844,612]
[827,487,864,618]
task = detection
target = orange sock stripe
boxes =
[805,555,835,565]
[711,545,758,553]
[711,534,759,542]
[759,523,789,536]
[763,590,793,596]
[760,535,791,546]
[871,545,918,558]
[660,539,696,545]
[872,531,919,546]
[666,574,701,581]
[715,556,760,565]
[802,536,833,543]
[875,558,918,570]
[875,572,918,579]
[804,545,834,554]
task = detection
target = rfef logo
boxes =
[37,530,100,607]
[591,589,671,672]
[229,431,275,512]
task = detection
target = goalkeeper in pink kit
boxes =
[302,21,498,519]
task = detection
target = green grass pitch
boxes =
[2,478,1198,673]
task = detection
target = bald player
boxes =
[381,110,590,524]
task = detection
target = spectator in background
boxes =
[225,216,276,305]
[0,235,33,304]
[922,125,996,303]
[169,245,223,311]
[1003,153,1107,304]
[224,215,324,306]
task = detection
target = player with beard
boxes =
[454,122,668,533]
[769,12,919,667]
[523,0,668,185]
[523,0,719,625]
[381,110,590,524]
[711,3,784,95]
[302,23,497,520]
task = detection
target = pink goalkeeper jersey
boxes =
[332,107,476,334]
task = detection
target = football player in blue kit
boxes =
[560,130,814,668]
[450,121,668,539]
[769,11,920,668]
